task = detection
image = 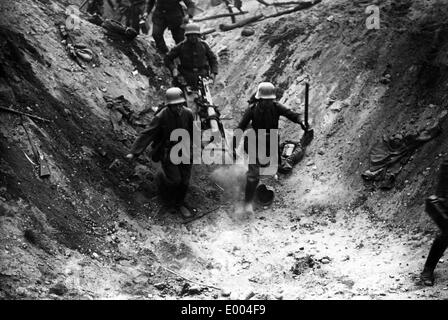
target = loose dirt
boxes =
[2,0,448,300]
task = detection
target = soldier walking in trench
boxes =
[145,0,196,55]
[126,87,195,218]
[234,82,307,215]
[165,23,218,115]
[114,0,153,34]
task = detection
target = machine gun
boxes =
[195,76,225,138]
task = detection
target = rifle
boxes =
[20,118,51,178]
[0,106,51,123]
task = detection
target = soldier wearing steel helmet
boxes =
[165,23,218,89]
[235,82,307,215]
[126,87,195,218]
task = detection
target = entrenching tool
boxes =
[301,82,314,146]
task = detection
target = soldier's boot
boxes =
[176,184,193,219]
[421,234,448,286]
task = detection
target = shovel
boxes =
[301,82,314,146]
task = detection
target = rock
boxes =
[241,28,255,37]
[221,288,231,297]
[154,282,166,290]
[320,256,331,264]
[92,252,99,259]
[318,149,325,155]
[0,83,16,105]
[245,291,256,300]
[49,283,68,296]
[330,100,349,112]
[181,283,203,296]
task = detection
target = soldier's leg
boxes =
[176,164,192,206]
[160,159,182,208]
[421,157,448,285]
[129,4,141,32]
[245,164,260,203]
[176,164,193,218]
[421,232,448,285]
[169,23,185,44]
[436,158,448,201]
[152,16,169,54]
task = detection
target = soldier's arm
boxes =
[129,113,163,156]
[237,107,252,131]
[182,0,196,17]
[276,102,303,124]
[164,44,181,72]
[203,42,218,75]
[145,0,155,14]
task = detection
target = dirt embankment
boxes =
[2,0,448,300]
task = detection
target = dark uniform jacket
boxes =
[237,100,302,131]
[147,0,195,18]
[130,106,194,162]
[165,39,218,87]
[237,100,302,161]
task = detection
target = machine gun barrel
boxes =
[198,77,219,133]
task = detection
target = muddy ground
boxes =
[2,0,448,300]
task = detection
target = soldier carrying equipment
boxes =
[235,82,306,215]
[126,87,195,218]
[165,23,218,90]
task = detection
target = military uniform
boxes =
[86,0,104,16]
[147,0,196,53]
[165,39,218,88]
[130,105,194,207]
[237,100,303,203]
[116,0,150,33]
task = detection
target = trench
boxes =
[2,0,448,300]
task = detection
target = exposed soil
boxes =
[2,0,448,300]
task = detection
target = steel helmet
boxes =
[184,23,201,35]
[166,87,186,105]
[255,82,276,99]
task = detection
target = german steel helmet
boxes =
[184,23,201,35]
[166,87,186,105]
[255,82,276,99]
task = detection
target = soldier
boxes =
[116,0,151,33]
[421,158,448,286]
[235,82,306,214]
[165,23,218,89]
[145,0,196,54]
[85,0,104,16]
[126,87,195,218]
